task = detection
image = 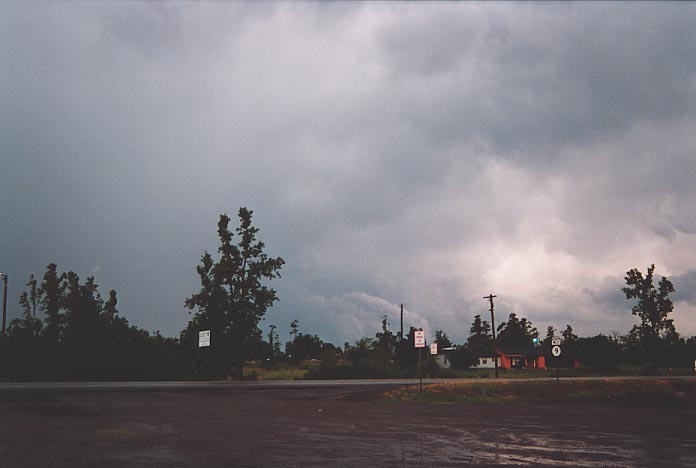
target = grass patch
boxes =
[384,378,696,404]
[244,365,309,381]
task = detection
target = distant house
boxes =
[435,347,456,368]
[496,347,546,370]
[439,346,548,370]
[475,355,497,369]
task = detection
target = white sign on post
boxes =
[551,337,561,346]
[414,330,426,348]
[551,345,561,357]
[430,343,438,355]
[199,330,211,348]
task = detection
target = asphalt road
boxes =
[1,379,695,467]
[0,379,433,391]
[2,375,693,391]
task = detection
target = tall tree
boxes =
[19,275,38,320]
[622,264,677,362]
[285,333,324,362]
[61,272,103,378]
[434,330,453,349]
[184,208,284,379]
[17,275,42,338]
[496,313,538,347]
[10,264,185,381]
[268,324,280,361]
[467,315,492,356]
[544,325,556,345]
[38,263,65,352]
[561,324,578,343]
[375,315,397,353]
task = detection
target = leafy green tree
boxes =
[184,208,284,379]
[38,263,65,359]
[496,313,538,347]
[434,330,453,349]
[448,346,477,370]
[61,272,104,378]
[7,275,44,379]
[622,264,677,363]
[467,315,492,356]
[268,324,280,362]
[19,275,38,319]
[543,325,556,345]
[8,264,186,381]
[372,316,398,376]
[375,315,397,353]
[561,324,578,343]
[570,334,620,370]
[394,326,419,370]
[17,275,43,338]
[290,319,299,339]
[285,333,323,362]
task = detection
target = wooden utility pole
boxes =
[0,273,6,351]
[400,303,404,342]
[483,293,498,379]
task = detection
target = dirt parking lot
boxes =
[1,382,695,467]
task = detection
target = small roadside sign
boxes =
[551,345,561,357]
[199,330,211,348]
[552,337,561,346]
[430,343,438,355]
[414,330,425,348]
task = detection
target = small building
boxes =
[496,346,546,370]
[475,355,498,369]
[435,347,456,368]
[441,346,548,370]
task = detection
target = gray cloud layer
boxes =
[2,3,696,344]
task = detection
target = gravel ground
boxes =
[1,383,695,468]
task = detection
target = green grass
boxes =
[244,364,310,381]
[241,363,695,381]
[449,368,599,379]
[456,366,695,379]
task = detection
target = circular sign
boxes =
[551,345,562,357]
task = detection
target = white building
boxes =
[475,356,497,369]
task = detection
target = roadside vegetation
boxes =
[2,207,695,383]
[386,378,696,404]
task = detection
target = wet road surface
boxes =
[1,381,695,467]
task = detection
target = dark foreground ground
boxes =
[1,382,695,468]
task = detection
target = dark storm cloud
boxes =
[2,2,696,344]
[673,270,696,306]
[582,277,628,314]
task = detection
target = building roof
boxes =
[497,346,546,358]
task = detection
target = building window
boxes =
[482,358,487,364]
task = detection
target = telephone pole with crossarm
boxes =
[483,293,498,379]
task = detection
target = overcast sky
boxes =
[2,2,696,345]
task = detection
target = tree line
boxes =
[2,208,694,381]
[4,264,180,380]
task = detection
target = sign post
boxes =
[414,330,425,399]
[199,330,211,348]
[196,330,211,375]
[551,336,562,385]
